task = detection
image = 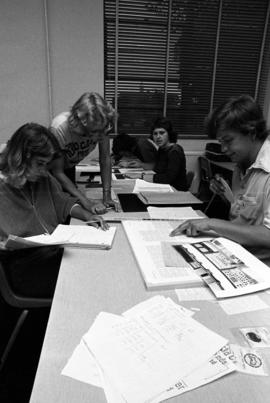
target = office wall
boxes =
[0,0,103,142]
[0,0,269,182]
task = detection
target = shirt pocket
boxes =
[233,194,259,222]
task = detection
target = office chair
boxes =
[197,156,230,218]
[186,170,195,190]
[0,261,52,372]
[197,156,213,203]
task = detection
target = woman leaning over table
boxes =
[151,117,188,191]
[49,92,118,214]
[170,94,270,264]
[0,123,108,298]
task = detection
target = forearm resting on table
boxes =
[209,219,270,247]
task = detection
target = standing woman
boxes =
[49,92,118,214]
[152,117,188,191]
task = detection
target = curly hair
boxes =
[0,123,59,187]
[69,92,115,132]
[151,117,177,143]
[205,94,268,141]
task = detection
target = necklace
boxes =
[20,182,50,234]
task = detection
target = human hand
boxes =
[210,175,233,203]
[103,197,120,212]
[85,214,109,231]
[83,199,107,214]
[126,159,142,168]
[170,218,211,237]
[117,160,129,168]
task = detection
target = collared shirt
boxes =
[230,136,270,229]
[229,136,270,262]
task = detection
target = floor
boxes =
[0,298,50,403]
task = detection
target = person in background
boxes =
[49,92,118,214]
[0,123,108,297]
[151,117,188,191]
[111,132,157,169]
[170,94,270,264]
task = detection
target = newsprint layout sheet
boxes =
[122,220,270,298]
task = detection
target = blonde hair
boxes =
[69,92,115,131]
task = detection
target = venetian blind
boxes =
[104,0,270,137]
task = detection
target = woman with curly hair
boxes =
[50,92,118,214]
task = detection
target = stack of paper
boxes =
[5,225,117,250]
[122,220,211,289]
[132,179,173,194]
[62,296,235,403]
[138,191,202,206]
[147,206,203,220]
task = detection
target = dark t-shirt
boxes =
[153,144,187,191]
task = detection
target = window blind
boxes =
[104,0,270,137]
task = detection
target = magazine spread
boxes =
[122,220,270,298]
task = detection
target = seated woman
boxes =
[111,133,157,169]
[170,94,270,264]
[151,117,188,191]
[0,123,108,298]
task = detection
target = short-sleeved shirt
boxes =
[50,112,98,169]
[229,136,270,261]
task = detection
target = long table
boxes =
[30,217,270,402]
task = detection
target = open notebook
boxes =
[5,225,117,250]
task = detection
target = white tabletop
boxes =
[30,221,270,403]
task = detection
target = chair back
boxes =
[186,170,195,190]
[0,261,51,309]
[197,156,213,202]
[199,156,212,182]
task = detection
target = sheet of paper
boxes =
[230,344,268,376]
[132,179,173,194]
[147,206,202,220]
[175,287,216,301]
[62,297,235,403]
[83,300,228,403]
[218,294,269,315]
[61,340,103,387]
[151,344,236,402]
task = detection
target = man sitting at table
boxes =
[170,94,270,264]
